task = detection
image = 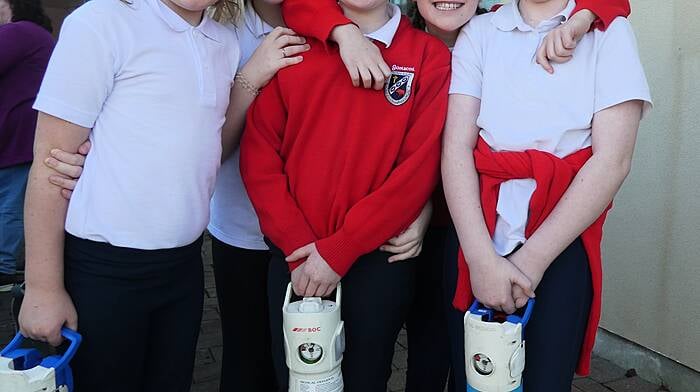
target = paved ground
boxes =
[0,237,666,391]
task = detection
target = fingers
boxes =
[379,61,392,81]
[316,283,329,298]
[268,26,297,40]
[292,270,310,297]
[66,312,78,331]
[61,189,73,200]
[551,33,573,62]
[512,285,530,309]
[535,41,553,74]
[369,64,386,90]
[380,240,417,254]
[561,29,576,50]
[347,65,361,87]
[276,34,307,49]
[501,295,517,315]
[281,44,310,58]
[44,157,83,179]
[78,140,92,155]
[323,284,335,298]
[387,243,422,263]
[358,67,373,89]
[511,271,536,299]
[286,245,312,262]
[46,328,64,347]
[305,280,320,298]
[49,175,77,191]
[50,148,85,166]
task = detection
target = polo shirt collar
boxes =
[146,0,222,42]
[492,0,575,33]
[364,3,401,48]
[244,4,274,38]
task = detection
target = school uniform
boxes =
[282,1,634,391]
[240,5,450,390]
[447,1,651,390]
[33,0,239,390]
[207,7,276,391]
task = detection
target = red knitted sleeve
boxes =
[572,0,631,31]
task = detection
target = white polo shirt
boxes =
[450,0,651,255]
[34,0,240,249]
[207,3,401,250]
[208,6,273,250]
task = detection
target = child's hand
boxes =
[287,243,341,298]
[241,27,310,89]
[331,24,391,90]
[381,201,433,263]
[507,249,545,309]
[469,254,535,314]
[536,9,596,73]
[43,140,91,200]
[19,286,78,347]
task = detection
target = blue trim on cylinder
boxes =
[466,384,523,392]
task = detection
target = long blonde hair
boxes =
[210,0,243,23]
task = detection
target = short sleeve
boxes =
[594,17,652,116]
[33,14,116,128]
[449,21,483,98]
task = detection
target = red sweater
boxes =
[240,17,451,277]
[453,138,610,376]
[281,0,631,42]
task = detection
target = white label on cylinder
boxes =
[297,373,343,392]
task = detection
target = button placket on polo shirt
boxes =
[190,28,217,106]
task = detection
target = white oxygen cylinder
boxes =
[464,300,534,392]
[283,283,345,392]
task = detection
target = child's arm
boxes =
[536,0,631,73]
[287,46,452,296]
[281,0,391,90]
[239,76,318,264]
[19,113,88,346]
[511,18,648,306]
[18,11,117,343]
[221,27,309,160]
[442,94,535,314]
[509,100,643,303]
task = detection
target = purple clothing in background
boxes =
[0,21,54,168]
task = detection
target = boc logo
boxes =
[385,70,414,106]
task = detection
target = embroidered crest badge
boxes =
[385,70,414,106]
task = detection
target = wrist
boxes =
[570,9,596,26]
[330,23,361,44]
[238,65,265,90]
[25,280,66,295]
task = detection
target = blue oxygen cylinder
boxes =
[465,299,534,392]
[0,327,82,392]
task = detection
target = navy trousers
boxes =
[405,227,450,391]
[211,236,277,392]
[64,234,204,392]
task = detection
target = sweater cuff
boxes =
[315,229,362,277]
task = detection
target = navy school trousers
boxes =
[64,234,204,392]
